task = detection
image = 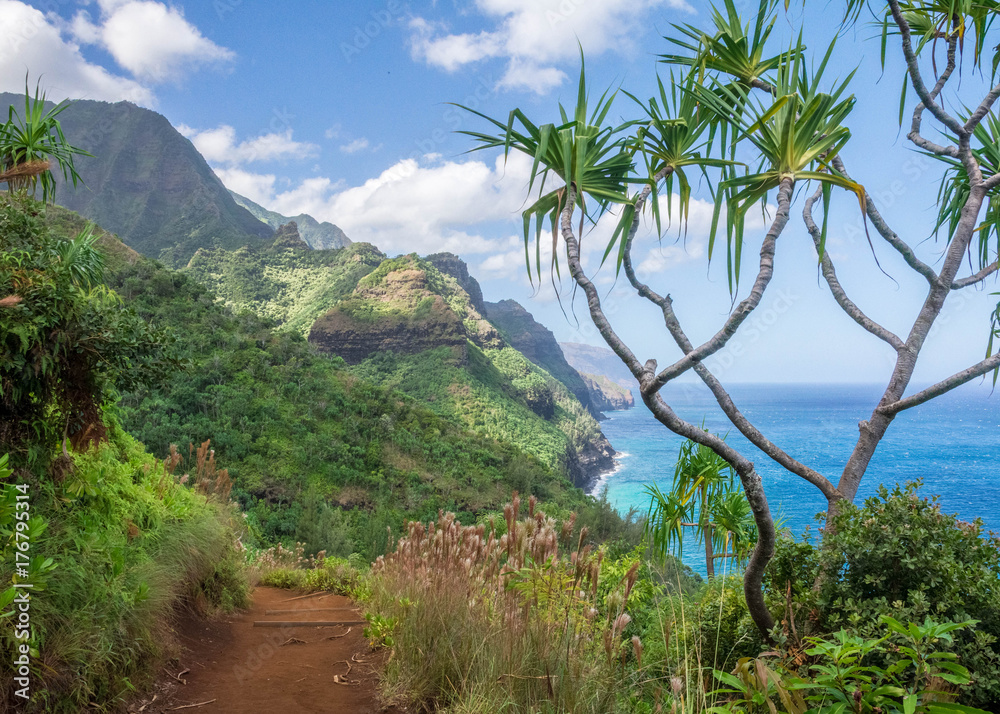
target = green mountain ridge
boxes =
[180,232,615,488]
[229,190,352,250]
[0,92,274,266]
[41,205,588,559]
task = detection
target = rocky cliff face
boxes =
[0,93,274,266]
[426,252,487,315]
[271,222,310,250]
[485,300,597,417]
[309,267,468,364]
[581,373,635,412]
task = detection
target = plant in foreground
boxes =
[710,617,991,714]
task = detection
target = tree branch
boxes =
[907,33,961,157]
[832,157,939,285]
[559,183,776,638]
[952,261,999,289]
[648,178,794,389]
[965,81,1000,133]
[889,0,966,137]
[878,353,1000,415]
[803,186,906,351]
[619,185,840,502]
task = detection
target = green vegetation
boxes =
[0,433,248,713]
[185,239,384,335]
[185,242,612,486]
[97,232,593,561]
[362,489,996,713]
[766,482,1000,709]
[0,196,180,471]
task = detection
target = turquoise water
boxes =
[594,382,1000,576]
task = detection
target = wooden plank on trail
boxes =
[253,620,366,627]
[264,608,358,615]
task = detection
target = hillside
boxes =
[483,298,596,417]
[311,255,615,486]
[581,372,635,411]
[42,206,587,561]
[179,232,614,487]
[230,190,352,250]
[0,93,273,266]
[185,226,384,335]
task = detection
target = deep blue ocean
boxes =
[593,382,1000,576]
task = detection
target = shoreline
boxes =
[588,450,630,497]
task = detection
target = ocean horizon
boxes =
[593,381,1000,577]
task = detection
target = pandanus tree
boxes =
[644,434,757,578]
[458,0,1000,639]
[0,79,89,201]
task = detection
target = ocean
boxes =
[592,382,1000,576]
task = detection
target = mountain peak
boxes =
[229,190,352,250]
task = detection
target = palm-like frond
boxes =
[453,54,634,285]
[1,79,91,203]
[604,73,740,272]
[931,112,1000,272]
[660,0,789,88]
[872,0,1000,74]
[693,38,865,290]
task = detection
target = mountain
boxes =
[185,228,385,335]
[230,190,352,250]
[0,93,273,266]
[580,373,635,411]
[183,238,615,488]
[482,298,597,418]
[42,205,587,560]
[560,342,637,388]
[310,254,615,487]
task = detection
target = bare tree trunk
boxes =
[704,524,715,579]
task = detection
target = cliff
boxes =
[581,373,635,412]
[485,299,598,418]
[308,255,614,488]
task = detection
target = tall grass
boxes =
[368,494,647,713]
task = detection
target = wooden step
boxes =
[252,620,366,627]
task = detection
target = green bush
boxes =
[767,482,1000,709]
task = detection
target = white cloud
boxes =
[212,167,276,206]
[0,0,152,104]
[185,124,318,166]
[408,0,692,94]
[71,1,233,82]
[339,137,370,154]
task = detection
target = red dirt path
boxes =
[131,587,404,714]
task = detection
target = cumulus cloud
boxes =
[408,0,692,93]
[212,167,276,205]
[71,0,233,82]
[183,124,318,166]
[339,137,370,154]
[0,0,152,104]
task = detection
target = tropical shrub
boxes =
[0,196,180,470]
[766,482,1000,708]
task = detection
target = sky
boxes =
[1,0,998,388]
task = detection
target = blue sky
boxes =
[2,0,998,388]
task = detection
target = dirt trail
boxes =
[133,587,401,714]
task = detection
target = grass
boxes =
[0,426,250,713]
